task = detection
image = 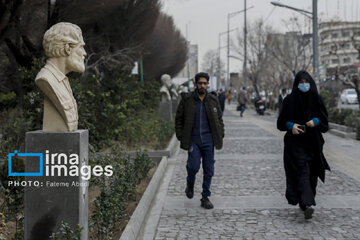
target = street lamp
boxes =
[227,5,254,89]
[270,1,312,16]
[219,28,237,88]
[270,1,319,89]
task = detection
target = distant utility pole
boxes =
[227,14,230,90]
[227,5,253,90]
[243,0,247,88]
[219,28,237,89]
[312,0,319,88]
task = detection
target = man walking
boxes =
[218,88,226,115]
[175,72,225,209]
[237,86,247,117]
[226,90,232,105]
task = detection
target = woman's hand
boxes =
[292,123,304,135]
[306,120,315,128]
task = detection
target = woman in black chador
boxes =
[277,70,330,219]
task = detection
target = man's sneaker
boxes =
[304,206,314,219]
[185,182,194,199]
[200,197,214,209]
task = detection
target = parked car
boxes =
[340,89,358,104]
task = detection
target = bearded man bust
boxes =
[35,22,87,132]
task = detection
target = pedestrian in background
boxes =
[277,70,330,220]
[278,88,287,113]
[226,90,232,105]
[175,72,225,209]
[218,88,226,115]
[237,86,247,117]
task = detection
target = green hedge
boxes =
[89,150,153,240]
[327,108,357,126]
[320,90,360,130]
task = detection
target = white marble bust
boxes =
[160,74,172,102]
[170,82,179,100]
[35,22,86,132]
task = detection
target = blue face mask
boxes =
[298,83,310,92]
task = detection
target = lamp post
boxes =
[219,28,237,89]
[227,5,254,89]
[270,1,319,89]
[243,0,247,88]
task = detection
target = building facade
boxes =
[319,21,360,78]
[175,44,198,80]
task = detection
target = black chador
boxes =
[277,70,330,219]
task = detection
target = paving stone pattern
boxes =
[153,108,360,240]
[155,208,360,240]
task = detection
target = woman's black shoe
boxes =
[304,206,314,219]
[299,204,306,211]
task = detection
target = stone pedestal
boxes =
[159,101,173,121]
[24,130,88,240]
[171,99,180,116]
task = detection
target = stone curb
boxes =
[119,133,179,240]
[329,129,356,139]
[329,122,355,133]
[329,122,357,140]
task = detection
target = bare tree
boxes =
[201,49,225,77]
[265,17,313,79]
[233,19,274,97]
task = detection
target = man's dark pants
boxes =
[240,104,246,116]
[186,141,215,198]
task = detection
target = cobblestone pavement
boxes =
[140,104,360,240]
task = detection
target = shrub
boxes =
[71,69,161,150]
[344,111,360,140]
[0,156,24,240]
[50,221,83,240]
[328,108,358,126]
[89,149,153,239]
[344,110,360,129]
[320,89,337,109]
[156,119,175,149]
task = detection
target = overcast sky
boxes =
[161,0,360,73]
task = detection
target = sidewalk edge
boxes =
[119,133,178,240]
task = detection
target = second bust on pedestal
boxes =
[35,22,86,132]
[160,74,179,102]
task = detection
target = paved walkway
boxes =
[139,104,360,240]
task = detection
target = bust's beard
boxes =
[68,58,85,73]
